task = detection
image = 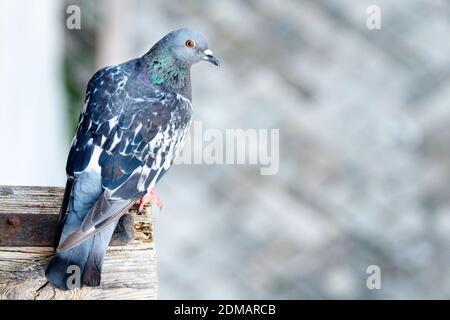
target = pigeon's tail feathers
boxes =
[82,252,102,287]
[81,220,117,287]
[45,221,118,290]
[45,237,94,290]
[54,179,74,250]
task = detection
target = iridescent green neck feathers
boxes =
[143,48,191,94]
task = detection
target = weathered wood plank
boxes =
[0,186,157,300]
[0,186,64,215]
[0,244,157,300]
[0,186,153,246]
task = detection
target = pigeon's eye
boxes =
[185,40,196,48]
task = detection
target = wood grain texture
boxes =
[0,186,153,246]
[0,186,157,300]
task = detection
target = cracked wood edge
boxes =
[0,186,157,300]
[0,244,157,300]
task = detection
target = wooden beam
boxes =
[0,185,157,300]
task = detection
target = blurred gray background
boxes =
[1,0,450,299]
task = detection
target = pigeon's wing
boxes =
[65,62,136,179]
[54,63,134,248]
[57,192,134,252]
[58,63,192,251]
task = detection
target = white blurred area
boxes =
[0,0,68,186]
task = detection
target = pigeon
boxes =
[45,28,220,290]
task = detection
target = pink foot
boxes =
[139,187,163,211]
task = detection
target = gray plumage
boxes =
[46,28,219,290]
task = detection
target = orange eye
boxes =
[185,39,196,48]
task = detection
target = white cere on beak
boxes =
[204,49,214,56]
[202,49,220,66]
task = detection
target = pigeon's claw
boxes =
[139,187,163,212]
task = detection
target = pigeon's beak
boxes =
[202,49,220,67]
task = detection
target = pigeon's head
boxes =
[158,28,220,67]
